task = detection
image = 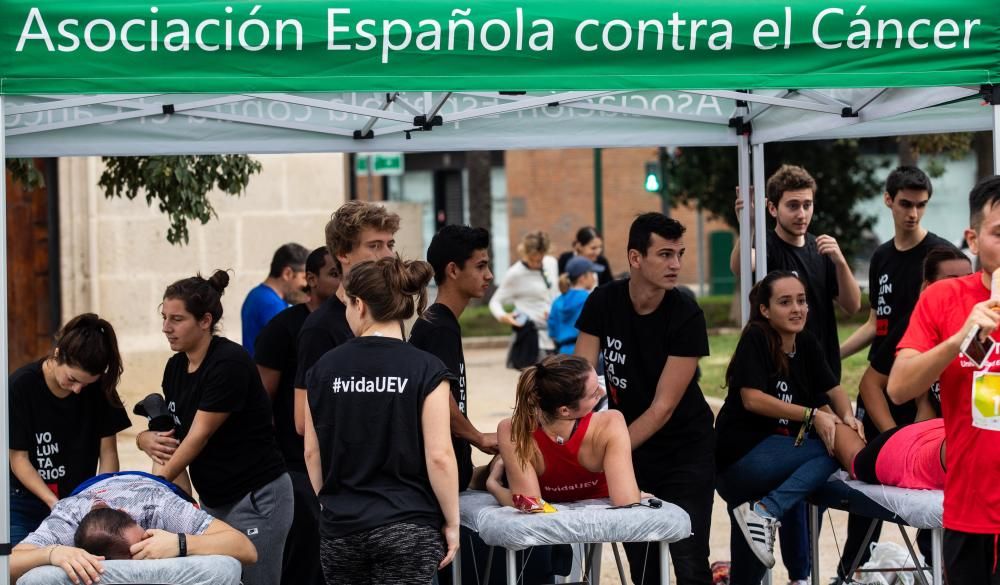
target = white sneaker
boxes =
[788,581,809,585]
[733,502,779,568]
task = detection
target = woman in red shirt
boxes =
[488,354,641,507]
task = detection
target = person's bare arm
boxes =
[858,367,896,433]
[157,411,230,482]
[495,418,542,500]
[449,394,497,455]
[294,388,307,435]
[11,543,105,585]
[740,388,841,452]
[9,449,58,508]
[303,398,323,494]
[597,411,641,506]
[627,356,699,450]
[840,311,877,359]
[574,332,601,369]
[422,382,459,570]
[888,299,1000,403]
[97,435,120,475]
[256,365,281,403]
[826,386,864,439]
[729,192,757,276]
[129,518,257,564]
[817,234,861,315]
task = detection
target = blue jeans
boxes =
[10,488,51,545]
[716,435,838,585]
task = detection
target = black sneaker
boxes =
[733,502,779,568]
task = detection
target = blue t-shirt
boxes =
[548,288,590,354]
[241,283,288,357]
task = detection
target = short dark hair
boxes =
[766,164,816,206]
[268,243,309,278]
[305,246,335,277]
[627,213,686,255]
[885,166,933,200]
[74,508,138,560]
[970,175,1000,231]
[427,225,491,285]
[922,246,969,283]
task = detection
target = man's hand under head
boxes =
[129,529,182,560]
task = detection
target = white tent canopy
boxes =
[3,86,993,156]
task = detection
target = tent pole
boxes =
[1,95,11,585]
[594,148,603,234]
[737,114,752,324]
[752,142,767,283]
[993,102,999,173]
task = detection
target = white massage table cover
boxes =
[459,491,692,551]
[830,471,943,530]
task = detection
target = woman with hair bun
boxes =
[137,269,292,585]
[303,256,459,585]
[8,313,131,544]
[487,354,640,508]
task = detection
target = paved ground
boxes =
[118,346,922,584]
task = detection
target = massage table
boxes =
[457,491,692,585]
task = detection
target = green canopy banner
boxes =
[1,0,998,94]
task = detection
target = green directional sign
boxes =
[356,153,405,176]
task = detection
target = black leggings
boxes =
[320,522,444,585]
[851,425,904,484]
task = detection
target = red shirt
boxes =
[533,412,610,503]
[898,272,1000,533]
[875,418,945,491]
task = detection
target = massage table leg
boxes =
[897,525,930,585]
[452,543,462,585]
[507,548,517,585]
[932,528,943,585]
[810,504,821,585]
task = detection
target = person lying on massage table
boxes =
[483,354,642,509]
[10,471,257,585]
[833,417,945,491]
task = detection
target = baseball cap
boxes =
[566,256,605,280]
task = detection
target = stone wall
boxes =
[58,154,351,409]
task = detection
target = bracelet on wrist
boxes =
[48,545,58,564]
[178,533,187,557]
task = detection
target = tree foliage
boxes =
[98,155,261,244]
[6,158,45,191]
[666,139,884,261]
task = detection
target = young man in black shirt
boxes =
[835,166,955,580]
[730,164,862,585]
[293,200,400,434]
[254,246,340,585]
[576,213,714,585]
[410,225,498,489]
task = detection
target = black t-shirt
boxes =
[868,232,955,372]
[9,361,131,500]
[409,303,474,490]
[557,252,613,286]
[715,327,837,470]
[575,279,714,463]
[306,336,452,538]
[294,295,353,389]
[860,232,954,431]
[765,230,842,379]
[162,336,286,507]
[254,303,310,472]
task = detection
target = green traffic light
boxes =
[645,173,661,192]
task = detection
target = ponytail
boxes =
[53,314,124,408]
[510,366,541,470]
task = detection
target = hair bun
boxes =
[401,260,434,295]
[208,270,230,293]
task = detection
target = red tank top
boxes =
[533,412,610,502]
